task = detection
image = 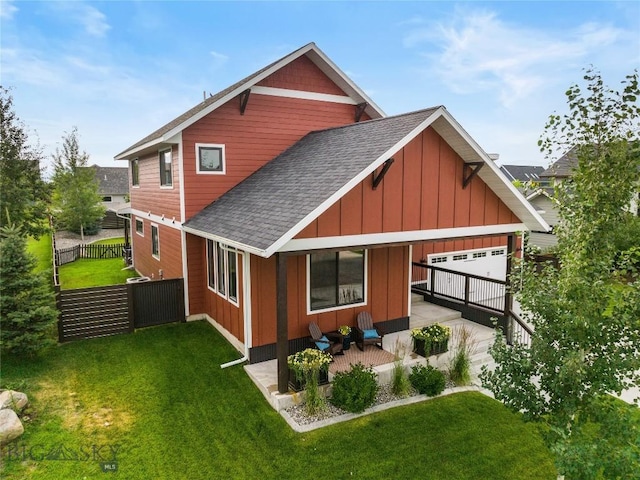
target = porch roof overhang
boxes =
[183,106,549,258]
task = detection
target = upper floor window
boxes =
[196,144,225,174]
[159,149,172,186]
[309,250,366,312]
[151,224,160,259]
[131,158,139,186]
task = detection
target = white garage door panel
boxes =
[427,247,507,280]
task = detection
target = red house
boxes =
[115,43,548,393]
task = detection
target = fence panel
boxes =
[132,279,185,328]
[57,284,131,342]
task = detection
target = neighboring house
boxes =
[499,164,549,194]
[114,43,548,391]
[92,165,129,229]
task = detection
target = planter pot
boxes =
[342,333,352,351]
[412,338,449,357]
[288,368,330,392]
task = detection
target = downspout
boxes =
[221,250,252,368]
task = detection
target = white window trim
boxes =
[306,250,368,315]
[195,143,226,175]
[206,239,216,293]
[131,158,140,188]
[135,217,144,237]
[151,223,160,260]
[159,148,174,189]
[207,240,239,307]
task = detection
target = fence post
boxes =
[464,275,470,306]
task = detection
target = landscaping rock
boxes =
[0,390,28,412]
[0,409,24,446]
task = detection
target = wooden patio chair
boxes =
[308,322,344,355]
[354,312,384,351]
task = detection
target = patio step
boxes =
[409,303,462,329]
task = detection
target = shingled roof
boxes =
[540,147,577,178]
[183,107,441,255]
[499,164,545,183]
[92,165,129,195]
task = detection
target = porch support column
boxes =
[276,253,289,394]
[504,234,516,317]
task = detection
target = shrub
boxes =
[330,362,378,413]
[448,325,477,386]
[391,338,411,397]
[409,364,446,396]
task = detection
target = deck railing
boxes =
[506,310,533,348]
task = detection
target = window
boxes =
[309,250,365,312]
[453,254,468,261]
[206,240,238,304]
[196,144,225,174]
[102,196,112,202]
[472,251,487,259]
[491,249,505,256]
[159,149,172,186]
[131,158,139,186]
[151,224,159,258]
[135,218,144,236]
[431,256,447,264]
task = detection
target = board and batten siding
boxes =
[295,127,518,259]
[181,55,369,220]
[250,246,409,348]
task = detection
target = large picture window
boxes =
[309,250,365,312]
[159,149,172,186]
[206,239,238,305]
[196,144,225,174]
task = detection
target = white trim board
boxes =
[130,208,183,231]
[279,223,527,253]
[251,86,357,105]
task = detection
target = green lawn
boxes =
[58,258,137,289]
[26,233,52,276]
[0,321,557,479]
[91,237,126,246]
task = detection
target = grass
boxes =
[0,321,557,479]
[59,258,137,289]
[26,233,53,277]
[91,237,125,246]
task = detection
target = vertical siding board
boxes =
[257,56,347,95]
[382,148,403,232]
[362,176,383,233]
[402,135,422,232]
[370,248,389,321]
[437,139,456,229]
[387,247,404,318]
[421,128,440,230]
[340,183,363,236]
[317,202,341,237]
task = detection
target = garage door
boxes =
[427,246,507,280]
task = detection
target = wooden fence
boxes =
[55,243,127,266]
[56,278,185,342]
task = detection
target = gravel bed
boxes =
[284,378,459,427]
[54,229,125,250]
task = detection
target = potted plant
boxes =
[410,323,451,357]
[287,348,332,392]
[338,325,352,350]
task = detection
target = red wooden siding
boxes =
[131,221,183,280]
[203,253,244,343]
[295,127,520,244]
[182,96,362,219]
[250,246,409,348]
[129,148,181,220]
[257,55,346,95]
[186,234,205,314]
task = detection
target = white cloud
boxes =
[0,0,18,20]
[210,50,229,62]
[404,8,625,107]
[51,2,111,37]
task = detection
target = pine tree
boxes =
[0,223,58,356]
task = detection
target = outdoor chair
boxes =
[354,312,384,351]
[308,322,344,355]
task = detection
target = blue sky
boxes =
[2,1,639,175]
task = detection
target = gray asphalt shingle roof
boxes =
[499,164,545,182]
[91,165,129,194]
[183,107,440,253]
[540,148,577,178]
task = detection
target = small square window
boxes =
[135,218,144,236]
[196,144,225,174]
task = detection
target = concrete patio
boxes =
[244,294,497,411]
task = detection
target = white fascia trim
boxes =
[279,223,527,253]
[115,138,161,160]
[251,86,357,105]
[436,110,550,233]
[175,133,186,223]
[306,47,385,118]
[407,244,413,318]
[182,225,268,258]
[130,208,183,230]
[264,107,446,257]
[180,229,190,316]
